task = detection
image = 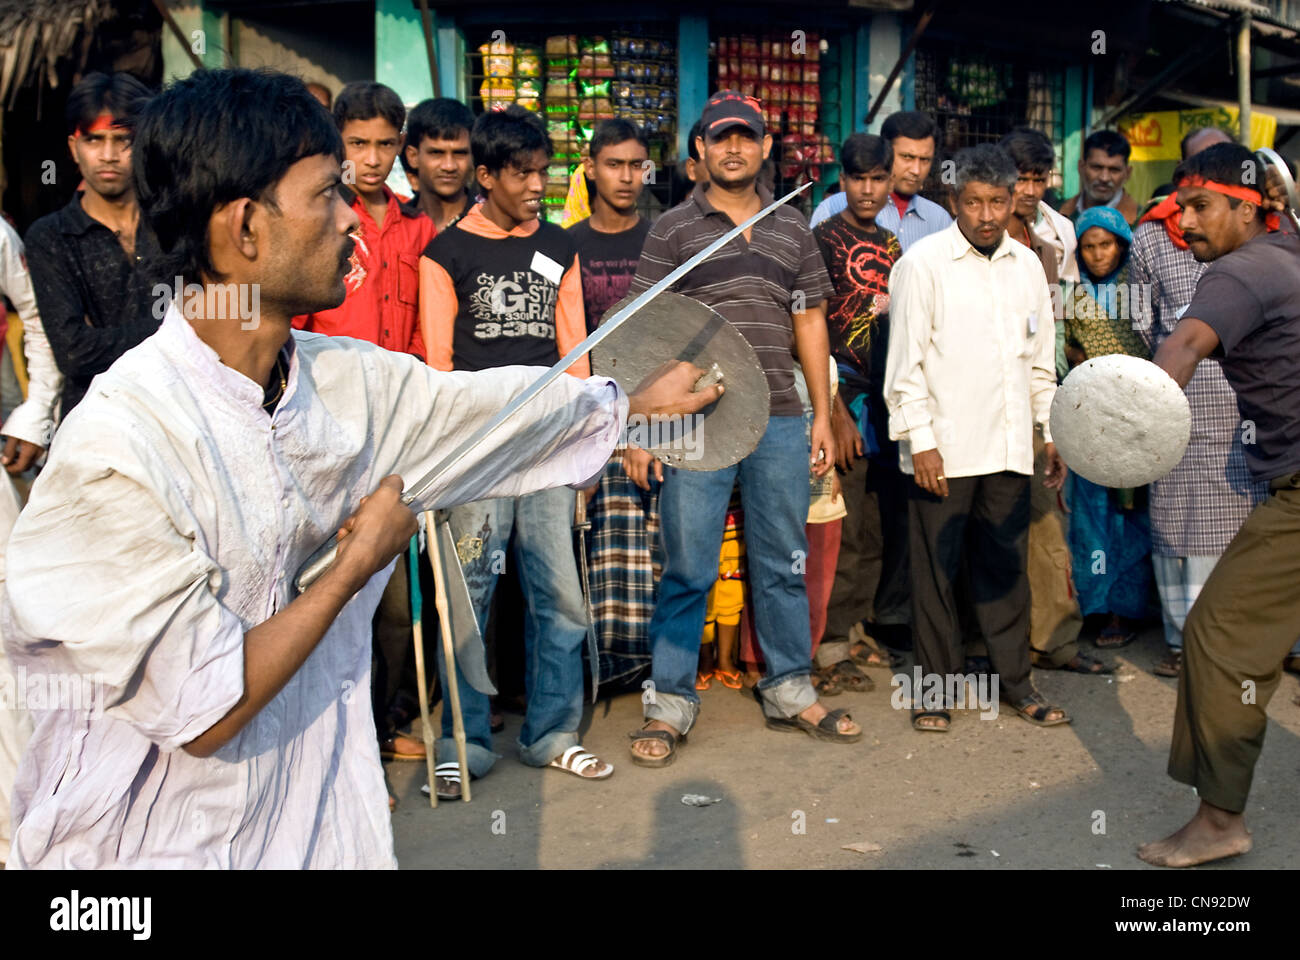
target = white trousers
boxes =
[0,473,30,864]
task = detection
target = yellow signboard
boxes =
[1119,107,1276,162]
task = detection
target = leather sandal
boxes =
[765,707,861,742]
[628,724,684,768]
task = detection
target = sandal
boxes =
[848,636,904,670]
[765,707,862,742]
[695,671,713,691]
[548,745,613,780]
[1095,617,1137,649]
[1013,691,1070,727]
[714,669,743,690]
[812,666,843,696]
[628,724,684,768]
[380,734,427,762]
[1031,651,1114,675]
[829,659,875,692]
[1153,647,1182,678]
[911,709,951,732]
[420,761,464,800]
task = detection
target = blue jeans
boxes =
[436,486,587,774]
[645,416,817,733]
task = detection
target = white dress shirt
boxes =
[884,221,1057,479]
[0,217,62,447]
[1,304,625,868]
[1033,200,1080,284]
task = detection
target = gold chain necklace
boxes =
[262,354,287,410]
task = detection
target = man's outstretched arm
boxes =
[1152,316,1221,389]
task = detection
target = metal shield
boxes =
[591,292,770,471]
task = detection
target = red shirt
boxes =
[293,185,435,357]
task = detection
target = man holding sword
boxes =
[0,69,723,869]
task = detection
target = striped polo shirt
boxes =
[628,183,834,416]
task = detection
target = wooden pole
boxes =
[864,2,936,128]
[408,540,437,808]
[150,0,206,72]
[424,511,470,801]
[416,0,441,98]
[1238,14,1253,145]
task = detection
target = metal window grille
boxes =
[463,23,678,223]
[914,43,1067,198]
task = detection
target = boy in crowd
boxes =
[569,119,652,330]
[569,119,661,689]
[25,71,162,418]
[815,134,904,685]
[418,106,607,798]
[292,81,437,776]
[405,97,477,232]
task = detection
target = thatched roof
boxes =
[0,0,108,107]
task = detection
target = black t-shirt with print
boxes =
[423,219,576,372]
[568,217,651,332]
[813,213,901,383]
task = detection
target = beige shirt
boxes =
[884,222,1057,478]
[1033,200,1080,284]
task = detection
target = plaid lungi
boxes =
[586,454,661,688]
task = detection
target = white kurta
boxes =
[1,304,625,869]
[0,215,62,864]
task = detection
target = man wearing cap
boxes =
[1140,142,1300,867]
[627,91,860,766]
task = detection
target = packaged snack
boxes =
[545,79,577,101]
[515,45,541,77]
[479,41,514,79]
[480,77,516,108]
[579,77,611,98]
[546,34,577,56]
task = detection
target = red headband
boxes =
[1176,174,1280,231]
[77,114,125,137]
[1175,174,1263,205]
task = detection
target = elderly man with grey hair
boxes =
[884,143,1070,733]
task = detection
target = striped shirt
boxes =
[629,183,834,416]
[810,189,953,252]
[1129,220,1265,556]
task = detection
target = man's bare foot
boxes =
[1137,800,1252,867]
[799,699,861,736]
[630,719,679,761]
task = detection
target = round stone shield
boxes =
[1049,355,1191,487]
[592,292,770,471]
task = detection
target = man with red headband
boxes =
[1141,142,1300,867]
[1129,128,1278,681]
[24,72,161,417]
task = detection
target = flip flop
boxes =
[714,669,743,690]
[695,671,713,691]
